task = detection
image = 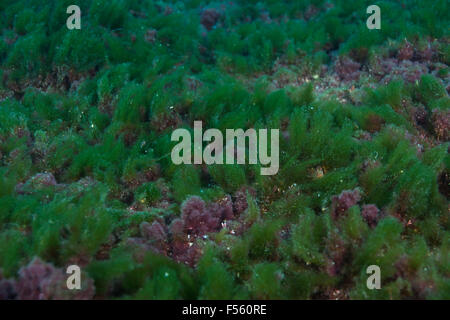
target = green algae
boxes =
[0,0,449,300]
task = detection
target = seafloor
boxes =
[0,0,449,299]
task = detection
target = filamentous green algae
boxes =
[0,0,449,300]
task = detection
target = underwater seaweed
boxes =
[0,0,449,301]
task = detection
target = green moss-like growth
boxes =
[0,0,448,301]
[419,75,447,107]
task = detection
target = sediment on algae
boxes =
[0,0,449,299]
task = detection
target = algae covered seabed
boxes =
[0,1,449,300]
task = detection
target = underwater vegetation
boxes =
[0,0,449,300]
